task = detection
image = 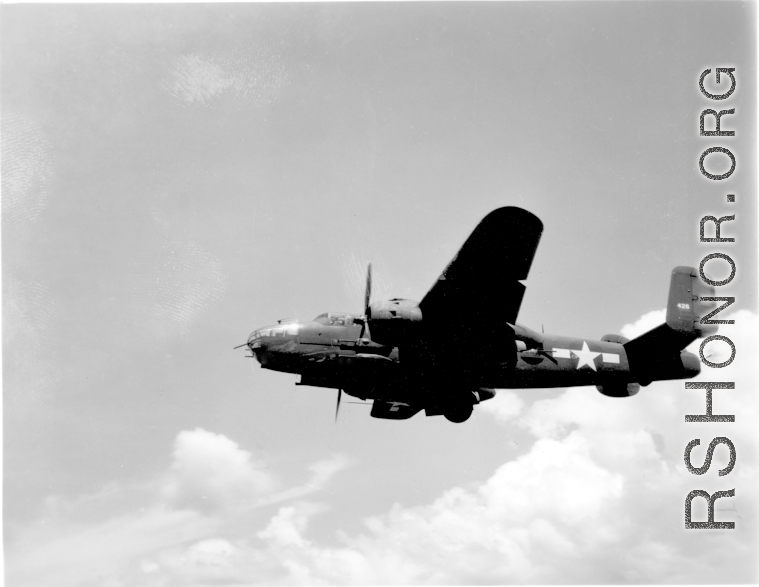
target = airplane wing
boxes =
[418,207,543,379]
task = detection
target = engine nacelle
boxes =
[596,382,640,398]
[475,388,496,403]
[600,334,630,344]
[367,298,423,346]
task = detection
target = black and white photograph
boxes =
[3,2,757,585]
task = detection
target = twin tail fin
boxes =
[623,266,716,383]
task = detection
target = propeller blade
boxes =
[359,263,373,340]
[335,388,343,422]
[364,263,372,314]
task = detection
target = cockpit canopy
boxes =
[249,322,300,342]
[312,312,355,327]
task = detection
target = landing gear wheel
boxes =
[444,403,473,423]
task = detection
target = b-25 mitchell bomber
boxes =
[243,207,715,423]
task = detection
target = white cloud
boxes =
[228,434,626,585]
[161,428,276,512]
[6,312,757,585]
[221,309,756,585]
[620,308,666,339]
[478,389,524,423]
[5,429,349,587]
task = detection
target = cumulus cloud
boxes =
[161,428,276,512]
[112,311,756,585]
[6,312,757,585]
[6,428,349,587]
[133,537,272,587]
[478,389,525,423]
[230,311,756,585]
[620,308,666,339]
[237,437,645,584]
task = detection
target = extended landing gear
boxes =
[443,402,473,423]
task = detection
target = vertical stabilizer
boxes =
[623,266,715,383]
[666,266,717,338]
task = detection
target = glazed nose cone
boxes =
[247,328,267,361]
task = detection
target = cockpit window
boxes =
[329,314,353,326]
[312,313,353,326]
[262,324,300,337]
[249,323,300,341]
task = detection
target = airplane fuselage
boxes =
[248,311,701,404]
[243,208,711,422]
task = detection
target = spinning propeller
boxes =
[336,263,373,422]
[358,263,372,340]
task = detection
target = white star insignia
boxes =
[572,341,601,371]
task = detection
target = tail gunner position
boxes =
[242,207,714,423]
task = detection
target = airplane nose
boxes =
[247,329,267,362]
[245,322,299,368]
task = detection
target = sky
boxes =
[2,2,758,585]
